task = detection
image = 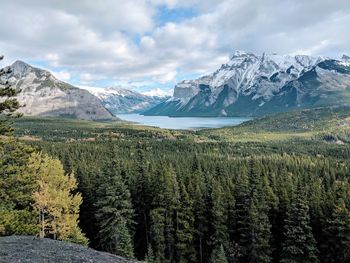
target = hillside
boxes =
[0,61,114,120]
[198,106,350,143]
[0,236,137,263]
[145,52,350,117]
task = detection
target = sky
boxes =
[0,0,349,96]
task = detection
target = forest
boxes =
[1,105,350,263]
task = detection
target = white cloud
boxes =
[0,0,349,90]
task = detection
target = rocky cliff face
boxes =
[84,86,168,114]
[0,61,114,120]
[0,236,137,263]
[145,51,350,117]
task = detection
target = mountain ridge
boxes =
[0,60,114,120]
[145,52,350,117]
[83,86,169,114]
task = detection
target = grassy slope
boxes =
[198,106,350,143]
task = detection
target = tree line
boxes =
[35,139,350,263]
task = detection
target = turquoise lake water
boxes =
[116,114,251,130]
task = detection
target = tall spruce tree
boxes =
[234,167,251,260]
[235,159,272,263]
[150,165,180,263]
[176,182,196,263]
[323,198,350,263]
[210,178,229,249]
[280,187,319,263]
[95,146,134,258]
[0,55,21,135]
[210,244,228,263]
[247,159,272,263]
[132,145,152,259]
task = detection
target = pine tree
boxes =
[95,150,134,258]
[210,178,229,249]
[280,187,319,263]
[235,159,272,263]
[210,244,228,263]
[247,159,272,263]
[234,168,251,259]
[150,166,180,263]
[150,207,166,263]
[146,244,156,263]
[323,198,350,263]
[132,145,152,259]
[176,182,196,263]
[0,55,21,135]
[188,159,207,263]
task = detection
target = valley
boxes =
[5,106,350,262]
[2,53,350,263]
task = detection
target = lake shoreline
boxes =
[116,113,251,130]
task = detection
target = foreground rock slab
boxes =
[0,236,138,263]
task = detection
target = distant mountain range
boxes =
[145,51,350,117]
[0,61,167,119]
[0,61,114,120]
[2,52,350,120]
[82,86,168,114]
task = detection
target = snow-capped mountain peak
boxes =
[145,51,350,117]
[83,86,139,99]
[82,86,168,114]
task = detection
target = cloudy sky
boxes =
[0,0,349,95]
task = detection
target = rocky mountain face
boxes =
[0,236,138,263]
[0,61,114,120]
[84,86,168,114]
[145,51,350,117]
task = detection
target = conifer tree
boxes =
[210,244,228,263]
[150,207,166,263]
[150,166,180,262]
[95,146,134,258]
[176,182,196,263]
[247,159,272,263]
[132,145,152,258]
[146,244,156,263]
[0,55,21,135]
[0,141,37,236]
[234,168,251,259]
[210,178,228,249]
[323,198,350,263]
[235,159,271,262]
[280,187,319,263]
[188,157,207,263]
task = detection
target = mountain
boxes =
[0,61,114,120]
[84,86,168,114]
[145,51,350,117]
[0,236,138,263]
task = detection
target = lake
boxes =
[116,114,251,130]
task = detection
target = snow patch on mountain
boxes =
[145,51,350,117]
[82,86,168,114]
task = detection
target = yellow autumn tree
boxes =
[28,152,88,245]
